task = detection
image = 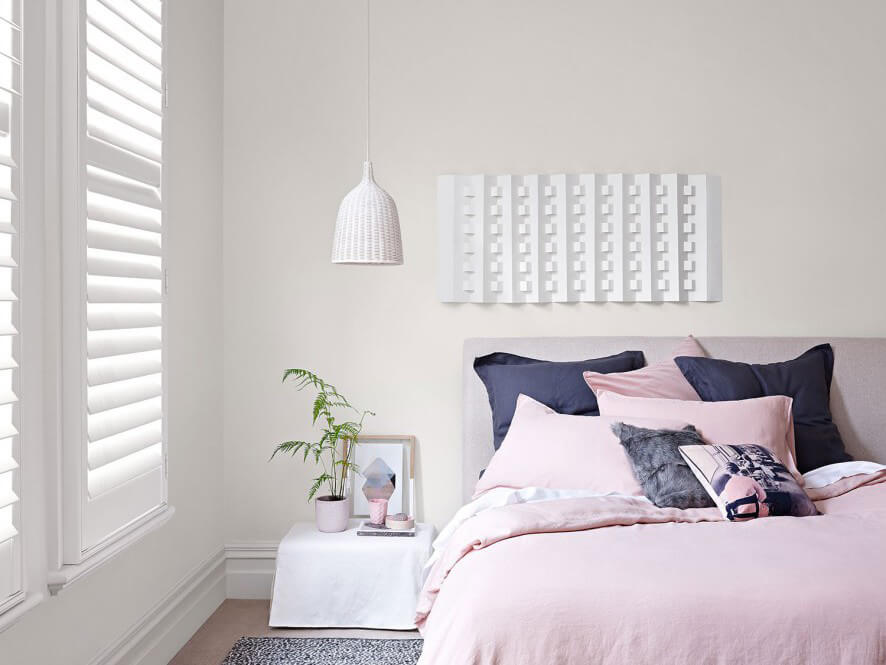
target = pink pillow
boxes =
[583,336,705,400]
[596,391,802,484]
[474,394,689,498]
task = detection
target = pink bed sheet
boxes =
[417,480,886,665]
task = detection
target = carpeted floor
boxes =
[221,637,423,665]
[169,600,420,665]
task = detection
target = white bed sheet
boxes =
[802,460,886,489]
[424,487,648,578]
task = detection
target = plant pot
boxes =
[315,495,350,533]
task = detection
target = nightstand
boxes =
[269,519,435,629]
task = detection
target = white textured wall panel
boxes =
[438,174,722,303]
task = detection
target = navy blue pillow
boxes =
[474,350,645,450]
[675,344,851,473]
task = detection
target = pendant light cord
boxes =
[366,0,371,164]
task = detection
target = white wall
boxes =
[0,1,225,663]
[222,0,886,537]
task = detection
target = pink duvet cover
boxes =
[417,478,886,665]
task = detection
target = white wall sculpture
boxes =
[438,173,721,303]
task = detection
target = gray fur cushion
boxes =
[611,423,716,509]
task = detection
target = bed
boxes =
[416,337,886,665]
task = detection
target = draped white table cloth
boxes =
[269,520,435,629]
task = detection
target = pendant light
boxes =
[331,0,403,265]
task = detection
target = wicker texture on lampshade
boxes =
[332,161,403,264]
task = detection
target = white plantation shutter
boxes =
[0,0,21,610]
[65,0,166,555]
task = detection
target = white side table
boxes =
[269,519,435,629]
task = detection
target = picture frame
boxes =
[348,435,416,518]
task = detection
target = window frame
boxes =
[0,0,24,618]
[0,0,50,630]
[55,0,170,581]
[0,0,175,620]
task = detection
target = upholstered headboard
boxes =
[462,337,886,501]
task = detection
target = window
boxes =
[61,0,166,563]
[0,0,21,613]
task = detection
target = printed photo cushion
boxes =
[474,349,644,450]
[584,336,706,401]
[473,394,688,498]
[596,391,803,484]
[675,344,851,473]
[680,444,818,520]
[611,423,715,509]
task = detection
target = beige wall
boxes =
[222,0,886,536]
[0,1,225,663]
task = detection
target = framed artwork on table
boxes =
[349,435,416,518]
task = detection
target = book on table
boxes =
[356,521,416,537]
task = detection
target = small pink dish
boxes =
[385,515,414,530]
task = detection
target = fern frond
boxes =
[337,422,363,439]
[308,473,333,501]
[312,392,329,425]
[325,398,353,410]
[332,459,356,474]
[269,440,308,461]
[282,369,325,391]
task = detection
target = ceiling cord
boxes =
[366,0,371,164]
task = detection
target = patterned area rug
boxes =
[222,637,423,665]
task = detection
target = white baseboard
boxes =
[224,542,278,600]
[88,549,226,665]
[83,542,277,665]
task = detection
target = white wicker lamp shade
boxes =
[332,0,404,265]
[332,161,403,264]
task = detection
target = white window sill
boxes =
[0,592,45,634]
[47,505,175,595]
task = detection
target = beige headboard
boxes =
[463,337,886,501]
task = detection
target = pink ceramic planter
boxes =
[315,496,350,532]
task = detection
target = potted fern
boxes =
[271,369,373,532]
